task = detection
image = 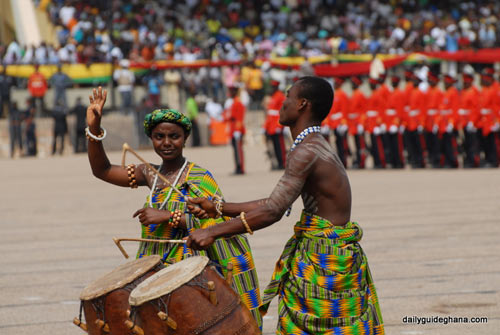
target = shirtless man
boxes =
[187,76,384,334]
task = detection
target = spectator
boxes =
[143,64,163,108]
[71,97,87,153]
[24,98,37,157]
[27,64,48,117]
[51,99,68,155]
[49,64,72,108]
[8,102,23,158]
[135,97,152,148]
[164,68,181,110]
[185,86,200,147]
[0,65,13,118]
[113,59,135,114]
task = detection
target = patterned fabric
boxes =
[260,211,384,335]
[136,163,262,328]
[143,108,192,137]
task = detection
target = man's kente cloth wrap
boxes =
[136,162,262,328]
[260,211,384,335]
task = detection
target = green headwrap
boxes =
[143,109,192,137]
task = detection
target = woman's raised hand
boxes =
[187,197,217,219]
[87,86,107,130]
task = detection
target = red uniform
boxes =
[226,97,246,135]
[407,87,427,131]
[458,86,480,130]
[479,85,498,136]
[327,88,349,130]
[438,87,459,134]
[385,87,405,130]
[28,72,48,98]
[425,86,444,132]
[263,90,285,135]
[348,89,367,135]
[365,88,385,134]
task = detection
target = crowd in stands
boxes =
[1,0,499,65]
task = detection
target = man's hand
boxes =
[187,197,217,219]
[133,207,170,226]
[185,228,216,250]
[87,86,107,131]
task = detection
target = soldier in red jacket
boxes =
[459,73,480,168]
[27,64,48,116]
[366,77,386,168]
[348,76,367,169]
[438,75,459,168]
[327,77,349,167]
[384,76,405,168]
[263,80,287,170]
[406,73,426,168]
[424,72,444,168]
[225,86,246,174]
[478,68,499,167]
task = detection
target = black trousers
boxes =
[231,136,245,174]
[478,131,499,167]
[424,131,441,168]
[369,133,386,168]
[440,131,459,168]
[462,129,479,167]
[407,130,425,168]
[387,132,405,168]
[352,133,366,168]
[268,133,286,169]
[334,129,349,168]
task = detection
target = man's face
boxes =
[279,83,302,126]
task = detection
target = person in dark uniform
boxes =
[52,99,68,155]
[71,97,87,153]
[8,101,23,157]
[24,98,37,157]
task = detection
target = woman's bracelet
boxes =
[240,211,253,235]
[169,209,182,228]
[126,164,138,189]
[85,127,107,142]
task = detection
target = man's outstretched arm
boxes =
[187,144,319,249]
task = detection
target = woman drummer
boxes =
[86,87,262,328]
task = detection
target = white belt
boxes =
[366,110,378,117]
[458,109,470,115]
[386,109,396,115]
[409,110,420,116]
[427,109,437,115]
[348,114,359,119]
[440,109,452,115]
[331,112,343,120]
[267,109,279,116]
[481,109,492,115]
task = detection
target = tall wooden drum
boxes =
[74,255,164,334]
[128,256,261,335]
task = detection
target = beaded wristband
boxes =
[169,209,182,228]
[126,164,138,189]
[85,127,107,142]
[240,212,253,235]
[214,195,224,218]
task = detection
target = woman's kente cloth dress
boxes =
[136,162,262,328]
[260,211,384,335]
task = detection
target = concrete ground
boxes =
[0,142,499,335]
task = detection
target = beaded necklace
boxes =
[285,126,321,216]
[148,159,188,210]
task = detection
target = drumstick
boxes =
[113,237,186,259]
[121,143,187,200]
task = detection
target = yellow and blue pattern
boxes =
[261,211,384,335]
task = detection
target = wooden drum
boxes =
[73,255,164,334]
[128,256,260,335]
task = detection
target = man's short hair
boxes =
[296,76,334,122]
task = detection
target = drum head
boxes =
[129,256,209,306]
[80,255,162,301]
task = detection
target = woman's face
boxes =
[150,122,186,161]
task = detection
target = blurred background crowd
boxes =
[1,0,499,171]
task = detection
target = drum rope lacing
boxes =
[91,297,107,325]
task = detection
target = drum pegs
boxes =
[207,281,218,305]
[72,317,88,332]
[225,262,234,285]
[124,320,145,335]
[157,311,178,330]
[95,319,110,333]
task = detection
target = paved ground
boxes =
[1,142,499,335]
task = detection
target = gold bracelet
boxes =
[240,212,253,235]
[169,209,182,228]
[126,164,138,188]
